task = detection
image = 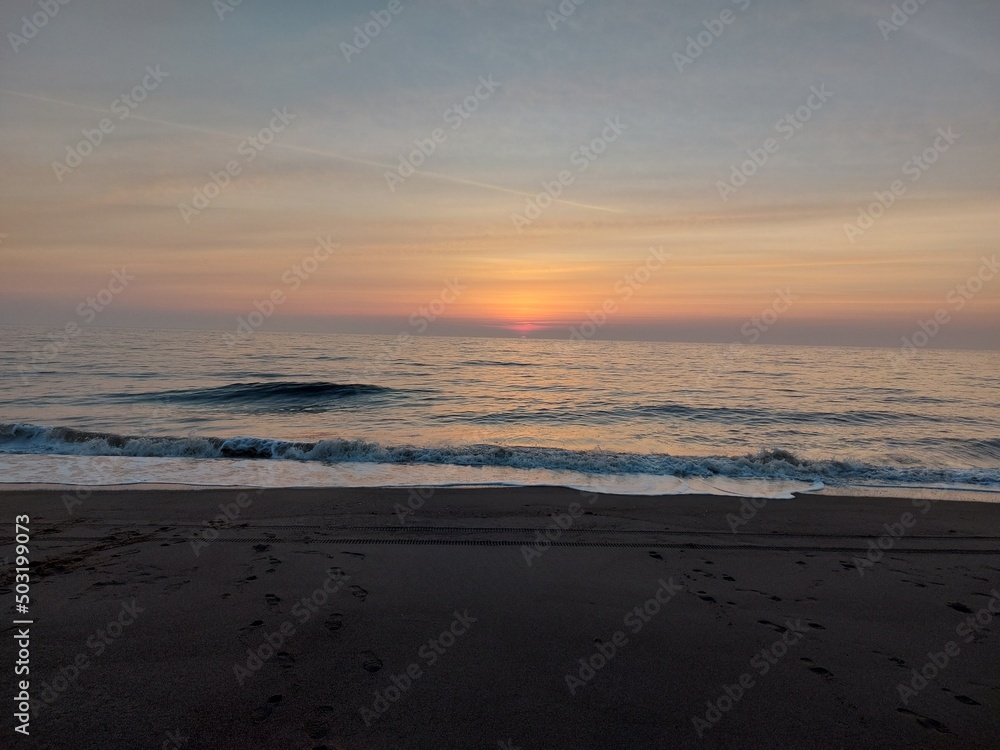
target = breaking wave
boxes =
[2,423,998,489]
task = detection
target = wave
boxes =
[459,359,536,368]
[2,423,999,488]
[632,403,946,426]
[107,381,396,410]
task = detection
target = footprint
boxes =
[722,575,735,582]
[276,651,295,669]
[809,666,834,678]
[268,694,283,704]
[807,622,826,630]
[897,708,951,734]
[947,602,974,614]
[698,595,717,603]
[269,557,282,566]
[265,593,281,607]
[758,620,787,634]
[361,651,383,673]
[252,705,273,722]
[648,551,663,560]
[253,544,270,553]
[955,695,981,706]
[304,720,329,740]
[350,585,368,601]
[341,551,365,559]
[325,614,344,633]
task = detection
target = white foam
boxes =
[0,454,820,498]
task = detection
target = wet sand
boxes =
[3,486,999,749]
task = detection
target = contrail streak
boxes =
[0,88,625,214]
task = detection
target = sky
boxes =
[1,0,998,348]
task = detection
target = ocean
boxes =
[2,325,998,498]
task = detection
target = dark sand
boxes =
[2,486,999,749]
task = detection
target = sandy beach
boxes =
[2,486,998,749]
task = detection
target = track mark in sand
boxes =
[276,651,295,669]
[809,666,834,678]
[954,695,981,706]
[721,575,735,582]
[265,593,281,609]
[648,551,663,560]
[897,708,952,734]
[758,620,788,634]
[361,651,384,673]
[697,593,717,603]
[350,585,368,601]
[240,620,264,634]
[252,705,273,722]
[268,694,283,704]
[806,621,826,630]
[269,556,282,566]
[947,602,974,614]
[304,719,329,740]
[325,613,344,632]
[253,544,270,553]
[341,551,365,559]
